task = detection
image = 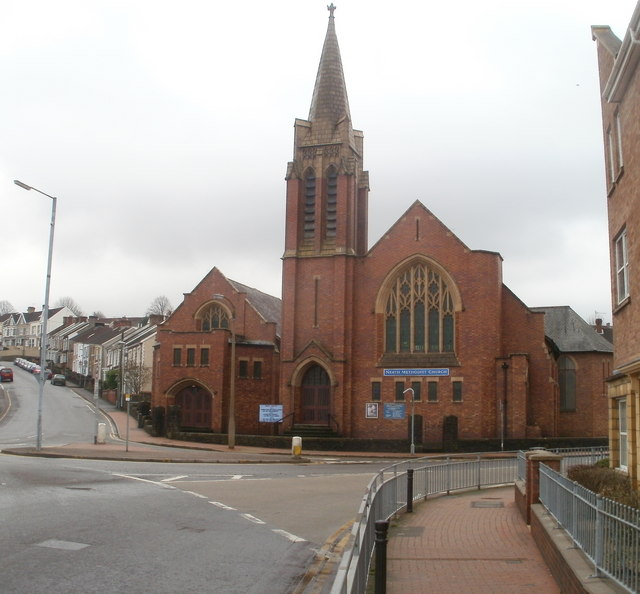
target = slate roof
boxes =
[229,279,282,337]
[531,306,613,353]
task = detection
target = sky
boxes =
[2,0,637,323]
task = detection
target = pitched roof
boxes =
[229,279,282,336]
[531,306,613,354]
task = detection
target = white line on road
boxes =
[112,473,176,489]
[272,529,306,543]
[161,475,189,482]
[241,513,266,525]
[183,491,208,498]
[209,501,236,511]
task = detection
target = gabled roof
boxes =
[230,278,282,336]
[531,306,613,354]
[73,325,122,346]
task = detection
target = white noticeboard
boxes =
[259,404,283,423]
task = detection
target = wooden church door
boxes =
[301,365,330,424]
[175,386,212,429]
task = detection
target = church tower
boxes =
[280,4,369,429]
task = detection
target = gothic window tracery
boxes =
[201,304,230,332]
[385,262,455,354]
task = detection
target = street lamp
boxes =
[213,294,236,449]
[403,387,416,455]
[14,180,57,451]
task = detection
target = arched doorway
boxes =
[301,365,330,424]
[175,385,212,429]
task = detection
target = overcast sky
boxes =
[2,0,636,323]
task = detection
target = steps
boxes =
[283,424,339,438]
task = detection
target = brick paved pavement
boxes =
[386,486,560,593]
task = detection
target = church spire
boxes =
[308,4,351,126]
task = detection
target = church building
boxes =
[151,6,610,448]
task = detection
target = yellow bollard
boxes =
[291,436,302,457]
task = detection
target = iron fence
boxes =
[539,463,639,593]
[517,446,608,482]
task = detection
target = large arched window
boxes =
[201,304,230,332]
[303,168,316,239]
[558,355,576,412]
[385,262,455,354]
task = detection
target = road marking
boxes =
[209,501,236,511]
[112,473,176,489]
[183,491,208,499]
[161,475,188,482]
[272,529,306,543]
[241,513,265,524]
[36,539,89,551]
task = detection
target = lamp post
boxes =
[213,294,236,449]
[14,180,57,451]
[403,387,416,455]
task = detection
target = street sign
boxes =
[384,403,406,419]
[383,368,449,377]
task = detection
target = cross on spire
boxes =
[327,3,336,18]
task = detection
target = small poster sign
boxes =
[259,404,283,423]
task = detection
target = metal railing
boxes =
[330,454,518,594]
[539,463,639,593]
[517,446,609,482]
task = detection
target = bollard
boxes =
[375,520,389,594]
[291,436,302,457]
[407,468,414,513]
[96,422,106,444]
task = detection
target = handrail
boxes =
[327,413,340,434]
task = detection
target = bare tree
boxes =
[124,360,152,396]
[56,296,84,316]
[0,300,15,315]
[146,295,173,318]
[91,310,106,318]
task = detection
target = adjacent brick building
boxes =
[151,7,610,447]
[593,3,640,487]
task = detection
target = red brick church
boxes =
[151,7,611,447]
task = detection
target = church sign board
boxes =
[383,368,450,377]
[259,404,284,423]
[383,403,406,420]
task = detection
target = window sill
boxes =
[613,295,631,315]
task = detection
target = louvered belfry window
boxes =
[385,263,454,354]
[304,169,316,239]
[325,166,337,239]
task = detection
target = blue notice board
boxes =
[383,403,406,420]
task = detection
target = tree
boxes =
[0,300,15,315]
[56,296,84,316]
[146,295,173,318]
[91,311,105,318]
[124,360,152,397]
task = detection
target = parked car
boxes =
[51,374,66,386]
[0,367,13,382]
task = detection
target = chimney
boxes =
[27,306,35,314]
[595,318,604,334]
